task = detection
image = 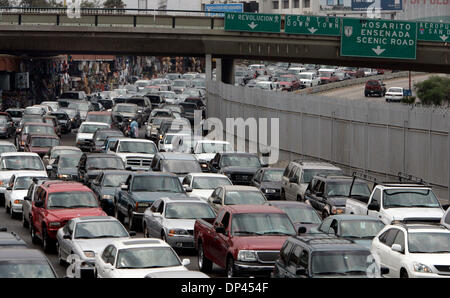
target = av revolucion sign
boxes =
[224,12,281,33]
[341,18,417,59]
[285,15,341,36]
[418,21,450,42]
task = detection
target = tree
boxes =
[0,0,10,7]
[103,0,126,9]
[414,76,450,106]
[81,0,101,8]
[19,0,62,7]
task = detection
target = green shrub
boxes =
[414,76,450,106]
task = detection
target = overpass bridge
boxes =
[0,8,449,82]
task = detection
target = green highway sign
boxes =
[341,18,417,60]
[417,21,450,42]
[224,12,281,33]
[285,15,341,36]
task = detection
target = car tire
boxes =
[280,189,286,200]
[226,256,236,278]
[297,195,303,202]
[22,213,29,228]
[57,242,66,265]
[161,232,167,243]
[197,242,213,273]
[143,224,150,238]
[5,203,10,214]
[42,226,53,253]
[30,221,40,245]
[128,210,136,231]
[115,206,124,223]
[400,269,409,278]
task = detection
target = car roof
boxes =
[223,205,284,214]
[23,122,53,126]
[160,196,205,204]
[289,235,369,251]
[0,248,50,261]
[222,185,260,192]
[28,134,59,139]
[87,111,111,115]
[72,216,117,223]
[188,173,229,178]
[0,231,27,247]
[113,238,170,250]
[13,172,48,178]
[41,180,92,193]
[80,122,110,126]
[0,141,15,146]
[267,201,312,208]
[131,171,177,178]
[326,214,383,221]
[145,270,209,278]
[1,152,40,157]
[117,138,154,143]
[51,146,81,151]
[156,152,196,160]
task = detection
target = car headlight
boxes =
[48,222,61,228]
[102,195,114,200]
[331,206,345,214]
[168,229,189,236]
[263,188,277,194]
[58,174,68,179]
[413,263,433,273]
[237,250,258,262]
[83,251,95,258]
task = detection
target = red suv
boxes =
[278,75,300,91]
[29,180,106,252]
[364,79,386,97]
[25,134,60,157]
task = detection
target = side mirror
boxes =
[298,227,307,234]
[24,196,31,201]
[391,244,404,253]
[46,165,53,171]
[182,259,191,266]
[120,184,128,191]
[63,234,71,240]
[153,212,162,218]
[296,267,307,276]
[442,204,449,211]
[368,202,380,211]
[104,263,114,271]
[381,267,390,275]
[72,129,78,133]
[184,186,192,193]
[43,155,49,160]
[213,198,221,205]
[214,225,225,234]
[129,231,136,237]
[316,192,323,198]
[6,186,12,191]
[34,201,44,208]
[328,227,337,235]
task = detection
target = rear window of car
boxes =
[367,81,379,86]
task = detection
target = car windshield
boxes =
[58,155,81,168]
[408,232,450,253]
[95,131,123,142]
[23,125,54,135]
[74,221,128,239]
[301,169,343,184]
[319,71,333,77]
[221,155,261,168]
[31,137,59,148]
[136,81,151,87]
[127,98,146,107]
[0,260,56,278]
[224,190,266,205]
[61,92,81,99]
[131,176,183,193]
[52,113,68,120]
[262,169,284,182]
[69,103,89,111]
[162,160,202,174]
[326,182,371,197]
[166,74,180,80]
[116,247,181,269]
[311,251,374,276]
[0,116,9,123]
[0,145,16,154]
[118,141,157,154]
[1,156,44,171]
[383,189,441,208]
[298,74,313,80]
[192,177,232,189]
[165,202,216,219]
[86,157,124,170]
[151,111,172,118]
[174,80,188,87]
[280,77,294,82]
[193,81,205,87]
[50,149,80,159]
[102,174,129,187]
[79,124,108,133]
[7,110,22,117]
[61,109,76,118]
[160,92,175,99]
[197,143,232,154]
[24,107,43,115]
[47,191,99,209]
[86,114,111,124]
[339,220,385,238]
[14,176,45,190]
[278,205,322,224]
[231,213,296,236]
[114,105,137,113]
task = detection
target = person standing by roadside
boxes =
[130,119,139,138]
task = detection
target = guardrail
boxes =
[0,7,225,29]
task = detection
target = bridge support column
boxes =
[215,58,234,85]
[205,54,212,81]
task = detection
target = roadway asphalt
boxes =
[0,129,226,278]
[318,73,442,101]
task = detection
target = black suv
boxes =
[77,153,125,187]
[209,152,264,185]
[304,175,371,219]
[272,235,386,278]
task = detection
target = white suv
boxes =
[280,160,343,201]
[371,223,450,278]
[109,138,157,171]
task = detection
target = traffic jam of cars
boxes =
[0,64,449,280]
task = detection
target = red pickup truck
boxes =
[28,180,106,252]
[194,205,298,277]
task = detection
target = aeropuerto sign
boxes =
[341,18,417,59]
[418,21,450,42]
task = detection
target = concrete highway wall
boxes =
[206,80,450,203]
